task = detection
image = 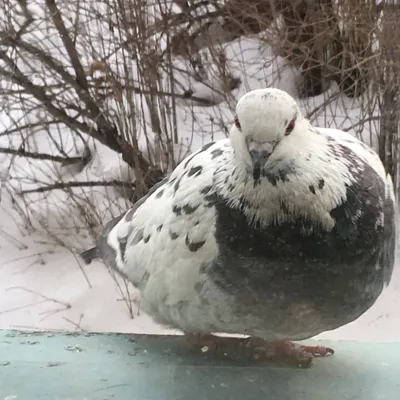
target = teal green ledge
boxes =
[1,330,399,400]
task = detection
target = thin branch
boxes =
[0,147,86,163]
[0,34,87,97]
[0,52,151,174]
[45,0,89,91]
[0,120,62,137]
[20,180,135,194]
[0,227,29,250]
[1,29,119,125]
[6,286,72,309]
[62,314,85,332]
[13,0,35,40]
[342,116,381,133]
[0,56,93,133]
[0,300,48,315]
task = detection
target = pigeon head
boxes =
[230,88,302,180]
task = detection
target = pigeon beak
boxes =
[249,149,271,180]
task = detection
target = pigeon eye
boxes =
[285,119,295,136]
[234,116,241,130]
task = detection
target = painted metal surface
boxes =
[0,330,399,400]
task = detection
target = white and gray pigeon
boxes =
[81,88,396,367]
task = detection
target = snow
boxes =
[1,1,399,342]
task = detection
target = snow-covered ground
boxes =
[0,3,399,341]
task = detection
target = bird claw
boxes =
[246,339,334,368]
[300,344,334,357]
[185,334,334,368]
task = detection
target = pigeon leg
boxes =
[184,333,220,353]
[246,338,334,368]
[184,333,334,368]
[184,333,247,354]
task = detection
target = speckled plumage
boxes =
[81,88,396,342]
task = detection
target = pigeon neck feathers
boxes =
[215,123,357,231]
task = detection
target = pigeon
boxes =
[81,88,396,367]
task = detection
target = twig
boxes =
[6,286,72,309]
[342,116,381,133]
[68,249,92,289]
[0,120,62,137]
[0,52,152,174]
[39,306,71,321]
[107,267,137,319]
[0,147,87,164]
[13,0,35,40]
[62,314,85,332]
[0,227,28,250]
[19,180,135,194]
[1,251,50,267]
[0,55,94,134]
[45,0,89,91]
[0,300,48,315]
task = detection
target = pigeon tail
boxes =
[80,247,99,264]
